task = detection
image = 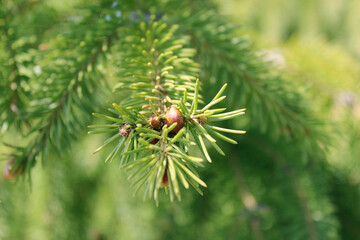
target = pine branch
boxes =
[3,2,123,180]
[174,10,328,160]
[91,16,245,203]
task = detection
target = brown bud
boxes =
[164,105,184,133]
[149,115,163,130]
[119,123,131,137]
[194,116,207,125]
[161,170,168,187]
[4,159,23,180]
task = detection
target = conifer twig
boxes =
[5,7,121,178]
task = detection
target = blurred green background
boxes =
[1,0,360,239]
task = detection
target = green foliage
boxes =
[1,0,121,180]
[90,18,245,203]
[1,0,360,239]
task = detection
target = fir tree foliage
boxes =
[1,0,122,181]
[1,0,245,202]
[90,17,245,202]
[1,0,358,239]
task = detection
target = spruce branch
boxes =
[175,10,327,160]
[3,2,123,181]
[91,18,245,203]
[0,1,353,239]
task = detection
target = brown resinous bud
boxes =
[149,114,163,130]
[162,170,168,187]
[164,105,184,133]
[119,123,132,137]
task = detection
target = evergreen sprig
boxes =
[1,0,356,238]
[173,9,328,160]
[90,18,245,203]
[2,1,123,181]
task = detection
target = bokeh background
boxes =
[1,0,360,239]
